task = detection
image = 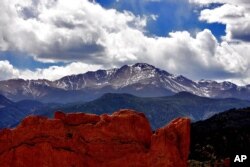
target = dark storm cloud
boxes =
[40,43,106,61]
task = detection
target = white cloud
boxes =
[0,60,102,81]
[20,62,103,80]
[186,0,250,85]
[190,0,250,42]
[0,0,146,63]
[0,61,20,80]
[150,14,158,21]
[2,28,250,84]
[0,0,250,85]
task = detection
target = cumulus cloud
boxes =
[0,0,146,63]
[0,61,19,80]
[0,0,250,85]
[19,62,103,80]
[186,0,250,84]
[190,0,250,42]
[0,60,102,81]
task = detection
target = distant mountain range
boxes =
[54,92,250,129]
[1,92,250,129]
[0,97,57,128]
[0,63,250,103]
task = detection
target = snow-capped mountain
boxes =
[0,63,249,103]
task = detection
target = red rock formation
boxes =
[0,109,190,167]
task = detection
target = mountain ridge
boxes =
[51,92,250,129]
[1,92,250,129]
[0,63,249,103]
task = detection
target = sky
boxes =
[0,0,250,85]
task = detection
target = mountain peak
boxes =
[132,63,156,69]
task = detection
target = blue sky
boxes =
[0,0,250,85]
[96,0,226,38]
[0,52,65,70]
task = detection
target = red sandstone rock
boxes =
[0,109,190,167]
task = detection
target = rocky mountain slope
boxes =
[0,63,250,103]
[0,110,190,167]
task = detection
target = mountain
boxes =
[0,95,59,128]
[1,92,250,129]
[0,94,13,108]
[0,63,250,103]
[52,93,250,129]
[189,108,250,165]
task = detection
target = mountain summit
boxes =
[0,63,249,103]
